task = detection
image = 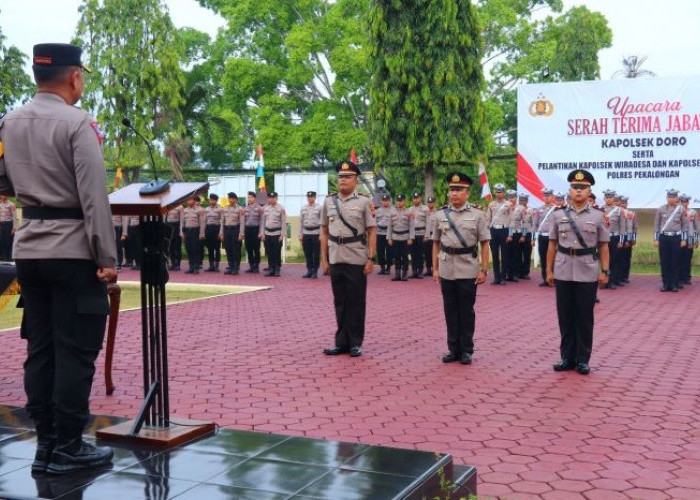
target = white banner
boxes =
[517,76,700,208]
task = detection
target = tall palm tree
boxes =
[612,55,656,78]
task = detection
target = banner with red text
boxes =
[517,76,700,208]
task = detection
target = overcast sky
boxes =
[2,0,700,79]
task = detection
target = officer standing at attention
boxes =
[203,193,223,272]
[165,203,184,271]
[679,194,697,286]
[547,169,610,375]
[486,183,510,284]
[182,196,205,274]
[244,191,264,273]
[654,189,689,292]
[424,196,437,276]
[505,190,521,282]
[602,189,626,289]
[121,214,140,270]
[532,188,556,286]
[321,160,376,357]
[619,195,635,284]
[112,214,125,271]
[432,173,490,365]
[408,192,430,278]
[0,43,116,473]
[0,195,17,261]
[375,194,394,275]
[299,191,322,278]
[222,192,245,275]
[388,194,415,281]
[260,191,286,277]
[517,193,533,279]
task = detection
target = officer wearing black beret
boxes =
[0,43,115,472]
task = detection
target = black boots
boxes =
[44,439,113,475]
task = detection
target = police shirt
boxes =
[654,204,689,240]
[550,205,609,282]
[260,204,286,237]
[182,206,205,237]
[205,205,223,227]
[0,93,116,268]
[604,204,627,237]
[223,204,246,227]
[388,207,414,241]
[245,203,264,227]
[433,204,489,280]
[533,203,557,237]
[408,204,430,236]
[486,200,510,229]
[0,201,17,227]
[299,203,322,236]
[166,206,183,223]
[375,205,393,236]
[321,191,375,265]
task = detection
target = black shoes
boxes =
[310,271,318,279]
[442,352,459,363]
[424,269,433,277]
[553,360,576,371]
[245,267,255,273]
[45,439,113,475]
[391,273,402,282]
[606,283,616,290]
[350,346,362,357]
[538,281,549,287]
[302,270,312,278]
[459,353,472,365]
[323,346,350,355]
[410,272,423,279]
[576,363,590,375]
[32,439,55,474]
[224,268,233,275]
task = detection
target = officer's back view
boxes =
[0,43,117,474]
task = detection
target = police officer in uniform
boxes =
[517,193,533,279]
[299,191,322,278]
[203,193,223,272]
[547,169,610,375]
[375,194,394,275]
[260,191,286,277]
[222,192,245,275]
[408,192,429,278]
[532,188,557,286]
[182,196,205,274]
[244,191,264,273]
[505,190,520,282]
[432,173,490,365]
[166,203,184,271]
[0,195,17,260]
[654,189,689,292]
[619,195,636,284]
[679,194,697,285]
[122,215,140,270]
[321,160,376,357]
[388,194,414,281]
[486,183,510,284]
[0,43,116,472]
[602,189,627,289]
[423,196,437,277]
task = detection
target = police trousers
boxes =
[113,226,123,268]
[376,234,393,268]
[244,226,261,267]
[17,259,109,441]
[223,225,242,270]
[183,227,202,269]
[440,278,477,355]
[205,224,221,266]
[489,228,509,281]
[393,240,409,272]
[555,279,597,364]
[167,221,182,267]
[330,263,367,348]
[538,235,550,282]
[608,235,623,284]
[0,221,14,261]
[265,235,282,271]
[659,234,681,289]
[302,234,320,271]
[410,235,425,273]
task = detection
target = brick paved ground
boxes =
[1,264,699,500]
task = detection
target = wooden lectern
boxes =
[97,182,215,447]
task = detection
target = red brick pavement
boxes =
[1,265,699,500]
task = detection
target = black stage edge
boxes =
[0,405,477,500]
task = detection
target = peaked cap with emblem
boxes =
[554,191,566,200]
[493,183,506,192]
[679,193,690,201]
[518,192,529,199]
[567,169,595,186]
[33,43,91,73]
[506,189,517,197]
[335,160,360,175]
[666,188,679,197]
[446,172,472,188]
[542,187,553,195]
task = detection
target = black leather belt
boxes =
[377,225,387,230]
[392,229,409,235]
[557,245,597,257]
[441,244,477,256]
[224,224,240,229]
[265,226,282,232]
[206,223,220,227]
[415,226,426,231]
[329,234,366,245]
[304,225,320,231]
[22,206,84,220]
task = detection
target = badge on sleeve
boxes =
[90,120,104,146]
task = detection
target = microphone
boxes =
[121,118,171,195]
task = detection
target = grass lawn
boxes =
[0,281,266,332]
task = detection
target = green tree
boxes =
[198,0,370,168]
[368,0,488,197]
[75,0,185,182]
[0,11,32,114]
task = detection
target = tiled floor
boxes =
[0,406,457,499]
[1,264,699,499]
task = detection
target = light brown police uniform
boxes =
[388,207,414,241]
[486,199,510,228]
[299,203,322,237]
[322,192,375,265]
[260,204,286,238]
[0,93,116,266]
[433,204,489,280]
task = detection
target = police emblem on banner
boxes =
[529,94,554,117]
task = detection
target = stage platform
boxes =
[0,405,476,500]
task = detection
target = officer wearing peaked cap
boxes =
[547,169,610,376]
[654,188,689,291]
[375,193,394,275]
[486,183,510,284]
[532,187,557,286]
[321,160,376,357]
[0,43,116,472]
[433,173,490,365]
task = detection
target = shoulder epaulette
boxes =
[358,192,369,198]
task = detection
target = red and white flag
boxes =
[478,161,492,201]
[350,147,358,164]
